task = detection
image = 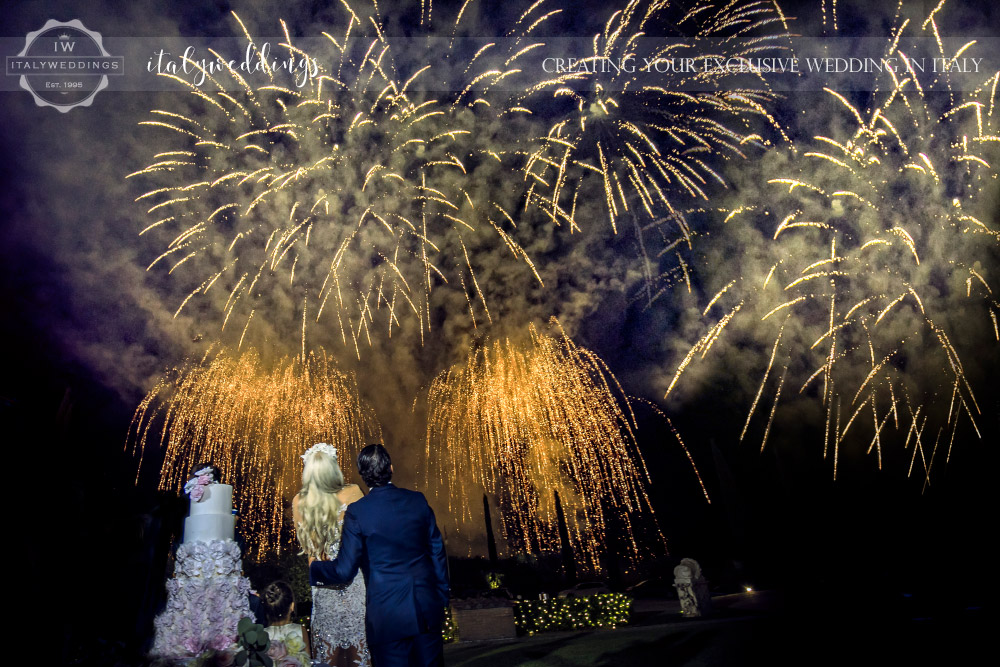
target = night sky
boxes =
[1,0,997,661]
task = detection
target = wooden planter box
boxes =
[451,602,517,641]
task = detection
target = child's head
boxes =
[261,581,295,625]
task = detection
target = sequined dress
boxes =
[311,506,370,666]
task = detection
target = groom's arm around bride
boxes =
[310,444,449,667]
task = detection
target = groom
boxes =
[310,444,449,667]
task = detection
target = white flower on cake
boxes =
[176,552,203,578]
[152,538,252,658]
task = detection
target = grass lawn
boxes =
[443,601,989,667]
[443,616,772,667]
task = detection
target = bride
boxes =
[293,443,370,667]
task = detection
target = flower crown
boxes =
[302,442,337,462]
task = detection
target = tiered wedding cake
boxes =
[183,483,237,544]
[151,469,252,659]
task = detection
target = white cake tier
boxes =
[189,483,233,516]
[184,513,236,544]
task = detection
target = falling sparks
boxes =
[516,0,791,292]
[128,346,381,558]
[664,1,998,485]
[118,1,1000,575]
[424,321,661,572]
[130,2,548,351]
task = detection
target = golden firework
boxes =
[515,0,791,289]
[425,321,666,572]
[129,346,381,558]
[665,2,998,486]
[129,2,548,353]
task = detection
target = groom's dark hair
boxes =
[357,444,392,488]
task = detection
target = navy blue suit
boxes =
[310,483,449,667]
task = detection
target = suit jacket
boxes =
[309,483,449,644]
[247,593,266,626]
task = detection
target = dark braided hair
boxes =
[261,581,295,625]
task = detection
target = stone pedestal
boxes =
[674,557,712,617]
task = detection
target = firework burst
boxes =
[424,320,667,571]
[129,2,549,355]
[129,346,381,558]
[665,4,999,486]
[515,0,791,290]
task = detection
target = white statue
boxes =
[674,558,712,617]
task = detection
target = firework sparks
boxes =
[424,320,663,571]
[129,346,381,558]
[130,2,548,353]
[665,3,998,485]
[515,0,791,293]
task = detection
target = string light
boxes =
[513,594,633,635]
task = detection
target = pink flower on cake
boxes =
[184,467,217,502]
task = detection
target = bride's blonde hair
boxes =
[295,448,346,559]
